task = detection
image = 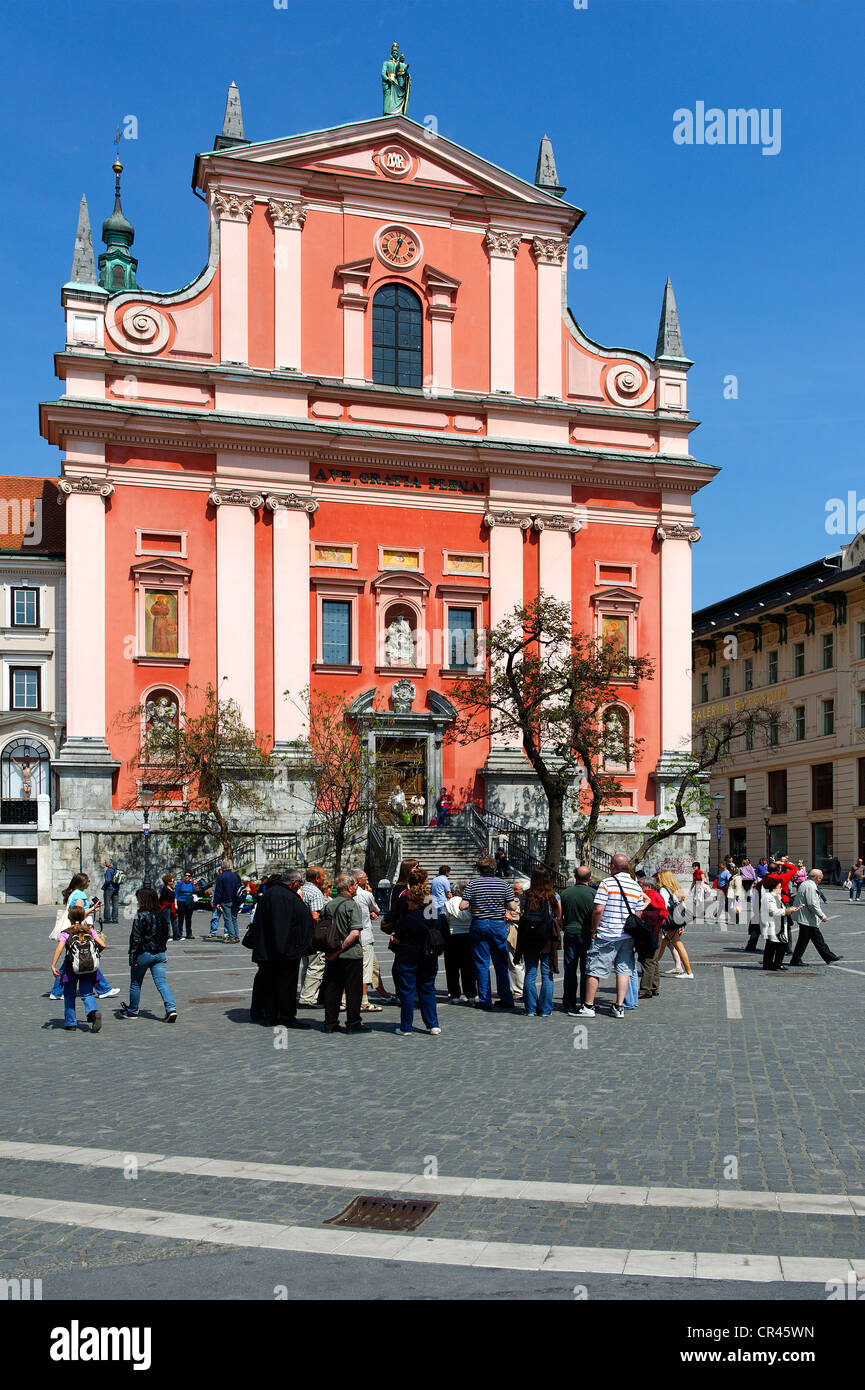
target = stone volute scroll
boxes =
[58,477,115,502]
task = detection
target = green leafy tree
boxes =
[448,591,654,871]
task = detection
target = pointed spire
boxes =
[98,147,138,294]
[654,277,691,363]
[69,194,97,285]
[214,82,250,150]
[534,134,565,199]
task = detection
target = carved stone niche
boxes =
[372,571,431,672]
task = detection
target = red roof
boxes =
[0,477,65,554]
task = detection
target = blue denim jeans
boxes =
[63,973,98,1026]
[850,879,863,901]
[523,953,554,1015]
[211,904,239,939]
[469,920,514,1007]
[51,963,110,998]
[396,957,439,1031]
[128,951,176,1015]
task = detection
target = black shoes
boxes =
[345,1023,372,1033]
[86,1010,102,1033]
[283,1019,311,1029]
[826,954,843,963]
[323,1024,343,1033]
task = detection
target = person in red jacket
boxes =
[636,873,667,998]
[772,859,799,955]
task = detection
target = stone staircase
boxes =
[395,826,483,888]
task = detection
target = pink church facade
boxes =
[40,91,715,883]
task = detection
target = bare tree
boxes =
[119,682,275,859]
[448,591,654,870]
[631,705,784,870]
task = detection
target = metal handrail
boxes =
[463,802,488,851]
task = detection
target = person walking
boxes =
[117,889,179,1023]
[248,866,314,1027]
[656,869,694,978]
[560,866,595,1014]
[210,859,242,941]
[441,880,476,1003]
[494,846,511,878]
[321,873,368,1034]
[760,875,792,971]
[690,861,706,919]
[50,874,118,1001]
[578,853,648,1019]
[297,866,329,1007]
[119,886,177,1021]
[390,869,442,1035]
[460,855,517,1010]
[845,859,865,902]
[51,905,106,1032]
[726,866,745,928]
[514,868,562,1017]
[175,871,195,939]
[789,869,843,966]
[102,860,121,925]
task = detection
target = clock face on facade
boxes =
[375,225,421,269]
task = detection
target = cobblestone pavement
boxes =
[1,889,863,1299]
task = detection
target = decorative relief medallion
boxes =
[208,489,264,509]
[484,229,522,259]
[531,236,568,266]
[58,477,115,501]
[265,493,319,514]
[267,199,307,230]
[391,678,417,713]
[212,192,255,223]
[374,145,415,180]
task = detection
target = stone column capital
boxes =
[208,489,264,509]
[58,477,114,503]
[484,509,534,530]
[484,229,522,260]
[212,191,255,223]
[656,523,701,543]
[267,199,308,230]
[265,493,319,514]
[531,236,568,266]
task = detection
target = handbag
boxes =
[49,905,68,942]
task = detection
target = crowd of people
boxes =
[46,845,846,1033]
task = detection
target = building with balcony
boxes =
[692,535,865,870]
[0,477,65,902]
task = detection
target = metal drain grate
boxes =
[324,1195,438,1232]
[189,994,248,1004]
[0,967,45,973]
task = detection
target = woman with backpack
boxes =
[388,867,443,1036]
[655,869,694,978]
[49,873,118,1001]
[119,886,178,1021]
[50,904,107,1032]
[513,868,562,1017]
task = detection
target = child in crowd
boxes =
[51,905,106,1032]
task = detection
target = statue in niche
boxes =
[385,613,414,666]
[11,755,35,799]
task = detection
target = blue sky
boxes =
[2,0,862,607]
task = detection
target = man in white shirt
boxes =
[578,853,648,1019]
[298,865,328,1007]
[351,867,391,1008]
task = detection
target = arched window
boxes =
[111,264,125,288]
[1,737,50,823]
[142,688,181,761]
[601,704,632,769]
[372,284,422,387]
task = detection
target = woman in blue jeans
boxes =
[120,887,177,1022]
[514,868,562,1017]
[389,870,441,1036]
[49,873,118,1001]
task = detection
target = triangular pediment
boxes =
[206,117,584,218]
[130,556,193,581]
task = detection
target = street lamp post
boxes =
[140,790,153,889]
[710,793,724,874]
[761,803,772,861]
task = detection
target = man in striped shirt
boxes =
[578,853,648,1019]
[460,856,517,1009]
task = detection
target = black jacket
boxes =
[249,882,313,963]
[128,910,169,963]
